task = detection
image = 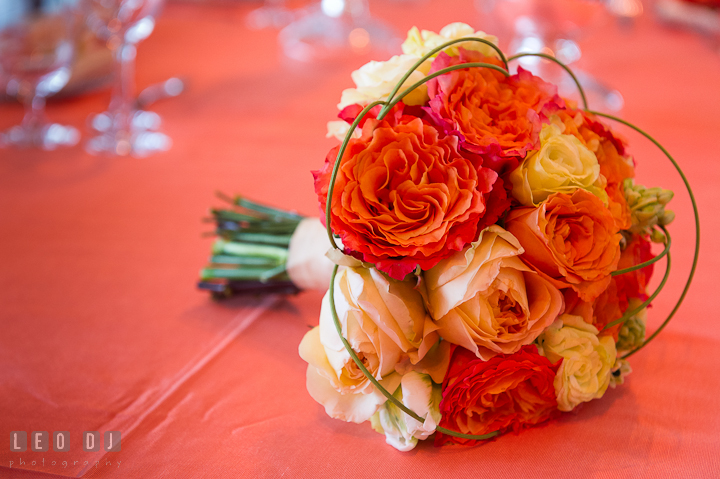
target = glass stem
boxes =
[110,40,137,134]
[20,87,47,133]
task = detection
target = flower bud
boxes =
[623,179,675,236]
[609,358,632,389]
[616,299,646,353]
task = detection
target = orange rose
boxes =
[564,282,623,339]
[426,49,565,175]
[314,114,507,280]
[564,233,655,338]
[505,189,622,302]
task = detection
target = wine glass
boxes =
[0,0,81,150]
[83,0,169,157]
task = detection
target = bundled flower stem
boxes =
[198,192,304,298]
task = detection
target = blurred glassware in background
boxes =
[476,0,626,112]
[606,0,644,26]
[83,0,170,157]
[655,0,720,53]
[278,0,399,62]
[246,0,298,30]
[0,0,81,150]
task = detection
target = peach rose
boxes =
[423,225,564,360]
[505,189,622,302]
[299,266,446,423]
[314,114,507,280]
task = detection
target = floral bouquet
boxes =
[198,23,698,451]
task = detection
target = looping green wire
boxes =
[585,111,700,359]
[382,62,509,116]
[602,227,672,333]
[507,52,588,110]
[611,230,671,276]
[325,100,386,251]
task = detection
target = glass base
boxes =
[86,130,171,157]
[85,110,171,157]
[1,123,80,150]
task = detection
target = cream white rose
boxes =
[326,120,361,142]
[402,22,498,58]
[510,121,608,206]
[423,225,564,360]
[299,266,440,423]
[286,217,340,291]
[337,54,431,109]
[370,370,442,452]
[536,314,617,412]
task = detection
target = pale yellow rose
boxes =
[423,225,564,360]
[402,22,498,58]
[536,314,617,412]
[510,121,608,206]
[299,266,441,423]
[337,54,431,109]
[370,370,442,452]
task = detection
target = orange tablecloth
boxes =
[1,1,718,477]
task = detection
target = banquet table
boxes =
[1,1,719,477]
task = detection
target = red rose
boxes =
[435,345,559,446]
[615,233,655,302]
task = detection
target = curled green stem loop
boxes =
[602,232,672,332]
[383,62,509,115]
[326,100,386,250]
[507,52,588,110]
[587,111,699,358]
[611,227,671,277]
